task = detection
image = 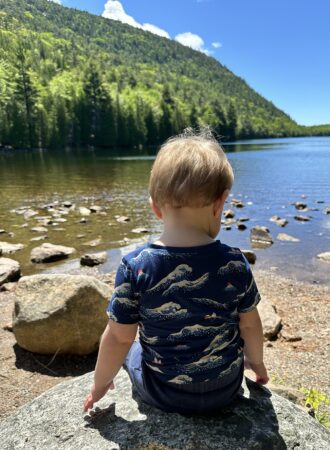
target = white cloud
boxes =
[175,32,209,54]
[212,41,222,49]
[48,0,62,4]
[102,1,170,38]
[142,23,170,39]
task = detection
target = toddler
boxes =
[83,129,268,415]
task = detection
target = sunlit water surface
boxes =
[0,137,329,283]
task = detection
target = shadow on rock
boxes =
[13,343,97,377]
[84,376,288,450]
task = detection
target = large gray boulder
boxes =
[0,370,328,449]
[13,274,112,354]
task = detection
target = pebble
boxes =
[117,216,130,223]
[131,227,149,234]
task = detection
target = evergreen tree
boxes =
[145,107,159,145]
[226,102,238,141]
[15,46,38,148]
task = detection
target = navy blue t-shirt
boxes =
[107,240,261,385]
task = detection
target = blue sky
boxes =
[54,0,329,126]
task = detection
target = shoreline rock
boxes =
[30,243,76,263]
[0,257,21,286]
[13,274,112,354]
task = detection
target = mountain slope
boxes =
[0,0,327,149]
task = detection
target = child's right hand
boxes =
[244,360,269,385]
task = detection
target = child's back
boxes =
[107,240,260,413]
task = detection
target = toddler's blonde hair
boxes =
[149,128,234,208]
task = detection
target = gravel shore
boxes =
[0,267,329,422]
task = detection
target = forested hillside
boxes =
[0,0,328,149]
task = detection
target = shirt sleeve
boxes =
[106,258,140,324]
[237,254,261,313]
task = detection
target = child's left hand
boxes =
[83,381,115,412]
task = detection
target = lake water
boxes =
[0,137,329,283]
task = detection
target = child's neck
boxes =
[155,224,215,248]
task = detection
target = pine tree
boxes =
[226,102,238,141]
[15,46,38,148]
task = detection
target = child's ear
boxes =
[149,197,162,219]
[213,189,230,218]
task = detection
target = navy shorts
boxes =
[124,342,244,415]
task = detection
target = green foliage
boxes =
[300,388,330,430]
[0,0,328,149]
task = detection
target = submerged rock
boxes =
[0,241,25,254]
[317,252,330,263]
[250,226,273,248]
[236,222,247,231]
[270,216,288,227]
[231,199,245,208]
[294,215,311,222]
[31,226,48,233]
[294,202,307,211]
[23,209,39,220]
[12,274,112,354]
[30,235,48,242]
[0,370,328,450]
[0,257,21,286]
[277,233,300,242]
[30,243,76,263]
[80,252,108,266]
[83,238,102,247]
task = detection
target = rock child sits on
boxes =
[83,128,269,415]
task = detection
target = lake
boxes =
[0,137,329,283]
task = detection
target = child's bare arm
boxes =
[239,308,269,384]
[83,320,138,411]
